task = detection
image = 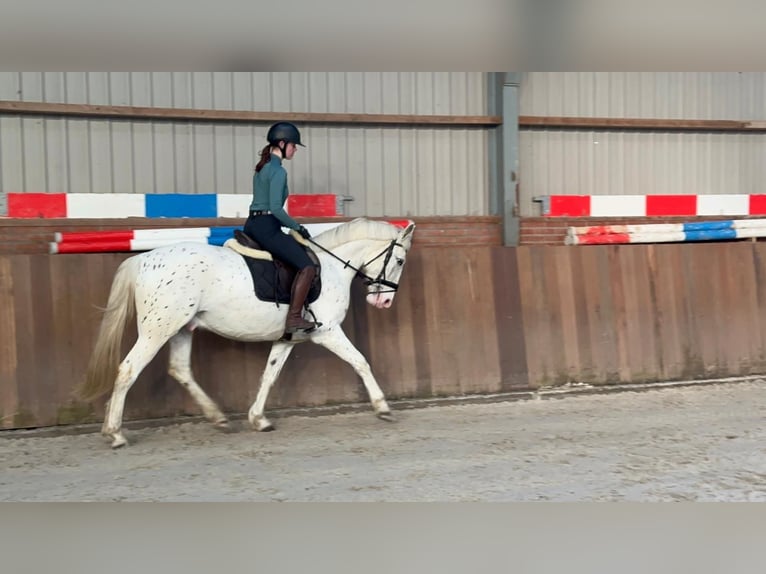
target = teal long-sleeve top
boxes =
[249,155,301,231]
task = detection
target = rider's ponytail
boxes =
[254,144,272,173]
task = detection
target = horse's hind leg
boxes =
[248,341,295,431]
[102,335,167,448]
[168,330,229,429]
[312,326,393,421]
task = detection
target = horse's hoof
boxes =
[111,435,128,449]
[376,412,396,423]
[214,420,236,433]
[252,416,275,432]
[103,428,128,448]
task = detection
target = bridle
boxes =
[307,237,404,294]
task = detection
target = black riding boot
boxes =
[285,266,317,333]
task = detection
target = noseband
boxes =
[307,238,404,294]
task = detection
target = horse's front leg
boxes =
[248,340,295,431]
[312,326,393,421]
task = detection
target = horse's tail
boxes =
[76,256,140,401]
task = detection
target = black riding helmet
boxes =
[267,122,305,147]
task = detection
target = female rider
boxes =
[244,121,317,334]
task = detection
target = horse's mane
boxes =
[313,218,401,249]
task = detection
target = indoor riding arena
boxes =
[2,72,766,501]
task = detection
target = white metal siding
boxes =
[521,72,766,120]
[519,72,766,215]
[0,72,489,217]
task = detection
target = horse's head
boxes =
[361,221,415,309]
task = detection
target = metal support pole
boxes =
[502,72,521,246]
[487,73,503,218]
[488,72,521,246]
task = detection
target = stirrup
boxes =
[305,307,323,330]
[285,319,317,335]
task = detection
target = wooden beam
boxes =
[0,100,502,127]
[6,101,766,132]
[519,115,766,132]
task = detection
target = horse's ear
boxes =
[398,222,415,248]
[400,222,415,239]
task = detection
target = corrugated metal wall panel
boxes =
[519,72,766,215]
[3,72,487,114]
[520,130,766,215]
[0,72,489,217]
[521,72,766,120]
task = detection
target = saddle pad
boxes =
[223,238,272,260]
[243,257,292,304]
[225,239,321,305]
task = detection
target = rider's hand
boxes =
[297,225,311,240]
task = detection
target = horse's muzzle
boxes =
[367,292,394,309]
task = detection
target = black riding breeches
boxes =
[244,214,313,270]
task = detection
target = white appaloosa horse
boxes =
[78,218,415,448]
